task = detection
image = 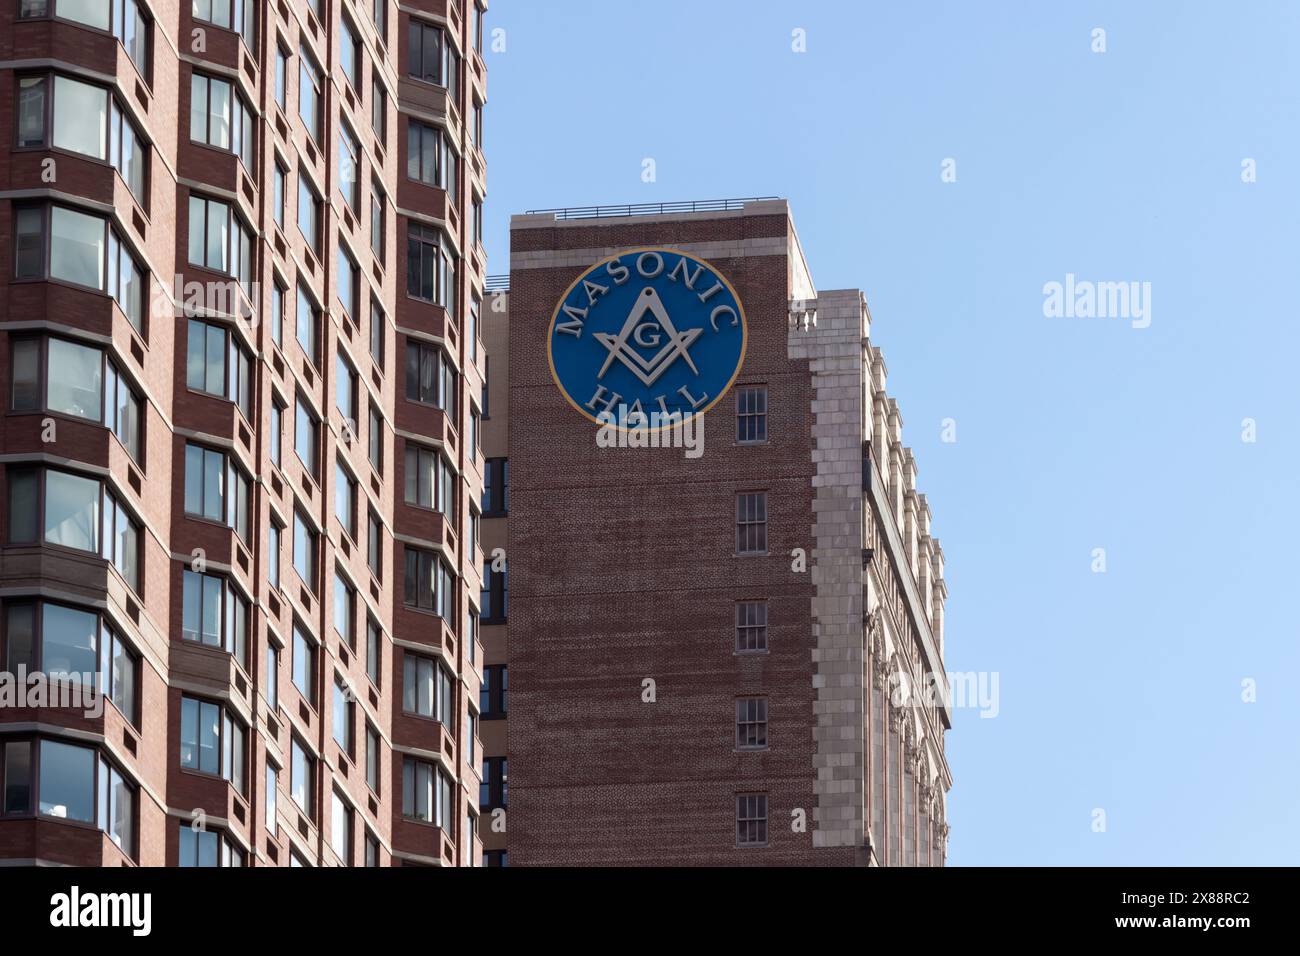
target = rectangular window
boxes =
[366,616,382,686]
[333,569,356,648]
[404,547,453,621]
[292,621,315,705]
[404,442,453,517]
[368,403,383,474]
[179,695,220,776]
[273,163,286,230]
[265,763,278,836]
[297,172,321,256]
[334,458,357,538]
[480,756,506,810]
[736,697,769,749]
[481,458,508,515]
[369,298,385,368]
[405,223,457,316]
[187,195,253,295]
[480,559,507,624]
[332,676,353,754]
[331,789,353,864]
[736,492,768,555]
[467,709,478,765]
[402,758,453,829]
[265,640,278,710]
[293,511,318,594]
[402,653,453,725]
[271,282,285,348]
[337,247,359,323]
[183,442,250,540]
[109,99,147,204]
[274,43,288,111]
[338,123,360,210]
[370,184,385,264]
[367,510,383,578]
[269,397,284,468]
[295,394,319,478]
[298,44,322,141]
[735,601,768,653]
[296,284,320,366]
[185,319,251,417]
[366,723,380,794]
[191,0,255,43]
[480,664,507,719]
[371,78,386,140]
[291,737,315,818]
[736,793,769,846]
[181,570,248,664]
[340,16,360,90]
[404,340,456,415]
[190,71,253,169]
[736,385,768,443]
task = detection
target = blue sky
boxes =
[481,1,1300,865]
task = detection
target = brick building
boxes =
[493,198,952,865]
[0,0,490,866]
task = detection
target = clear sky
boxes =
[480,0,1300,865]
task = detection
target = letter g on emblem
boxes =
[547,248,747,428]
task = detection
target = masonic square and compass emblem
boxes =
[546,248,747,429]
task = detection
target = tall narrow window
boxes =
[298,44,322,141]
[735,492,768,555]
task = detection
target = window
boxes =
[338,123,360,209]
[16,76,46,148]
[736,794,769,846]
[367,510,383,578]
[465,601,478,666]
[365,830,379,867]
[735,601,769,653]
[334,459,357,538]
[298,44,322,141]
[371,78,386,140]
[480,559,507,624]
[14,204,146,331]
[404,442,454,518]
[291,737,315,818]
[10,336,142,460]
[365,616,382,686]
[365,723,380,794]
[187,195,253,295]
[269,397,284,468]
[480,756,506,810]
[482,458,508,515]
[332,676,354,754]
[370,183,385,263]
[296,283,320,365]
[265,763,278,836]
[485,849,507,867]
[736,492,768,555]
[407,19,458,100]
[272,163,286,230]
[467,508,479,561]
[293,511,318,593]
[402,652,452,726]
[295,394,320,478]
[180,696,244,793]
[337,247,359,323]
[183,443,250,540]
[736,385,768,443]
[473,4,484,54]
[405,223,457,317]
[469,405,480,461]
[736,697,769,749]
[331,789,353,864]
[297,172,321,255]
[271,281,285,348]
[178,825,242,867]
[274,43,288,110]
[404,547,453,621]
[109,98,147,204]
[265,640,279,710]
[473,101,483,149]
[402,757,452,829]
[367,403,383,473]
[372,0,386,35]
[0,738,133,852]
[340,16,360,90]
[2,601,138,722]
[406,121,455,191]
[189,71,253,169]
[467,709,478,765]
[185,319,252,417]
[191,0,256,45]
[336,354,359,431]
[480,665,506,719]
[7,468,140,588]
[472,196,482,247]
[404,339,456,413]
[181,570,249,664]
[292,621,316,704]
[333,569,356,647]
[369,298,386,368]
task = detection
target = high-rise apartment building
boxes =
[0,0,490,866]
[497,199,951,865]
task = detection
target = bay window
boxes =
[183,442,251,541]
[185,318,252,418]
[404,340,456,414]
[187,195,253,298]
[408,19,459,101]
[402,756,452,829]
[9,335,143,461]
[406,223,457,317]
[402,652,453,726]
[190,71,254,169]
[180,695,246,794]
[178,824,243,866]
[403,546,453,621]
[181,569,249,664]
[191,0,255,48]
[404,442,454,519]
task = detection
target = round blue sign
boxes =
[547,248,747,429]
